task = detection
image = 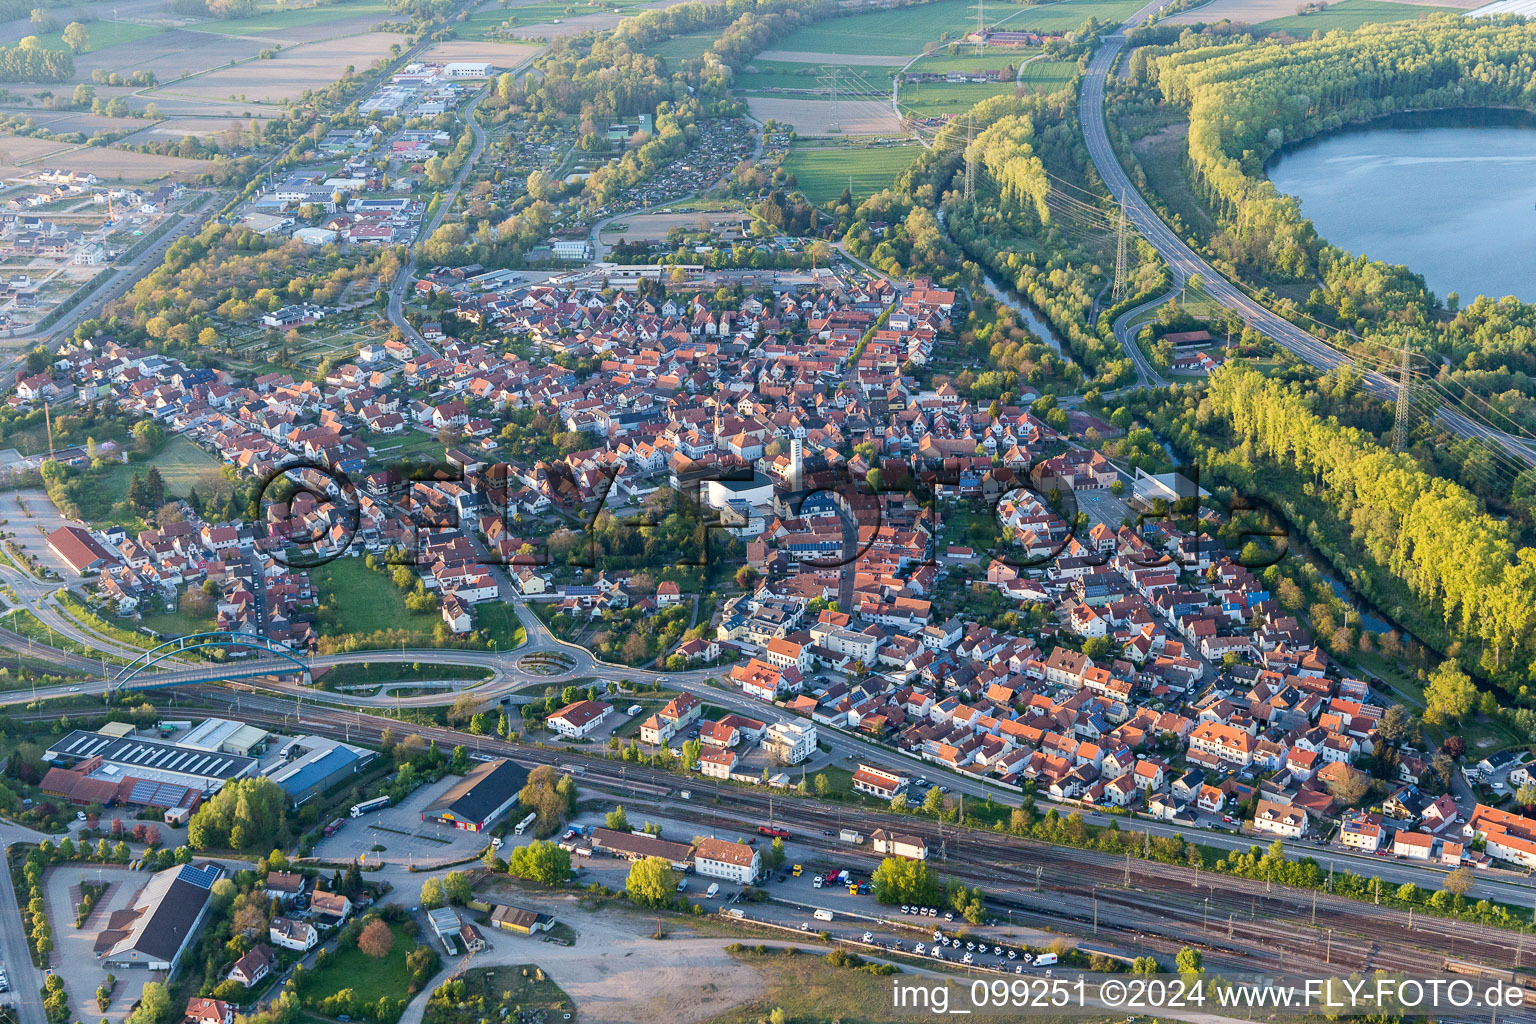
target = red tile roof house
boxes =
[46,524,117,574]
[185,999,234,1024]
[547,699,613,740]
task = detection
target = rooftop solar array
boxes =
[49,731,256,782]
[177,863,221,890]
[125,779,197,808]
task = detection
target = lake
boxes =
[1267,109,1536,304]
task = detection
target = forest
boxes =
[910,91,1166,389]
[1153,364,1536,687]
[1119,17,1536,503]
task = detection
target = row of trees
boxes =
[1202,365,1536,684]
[0,41,73,82]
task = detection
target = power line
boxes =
[1392,336,1413,453]
[964,117,975,201]
[1113,190,1128,302]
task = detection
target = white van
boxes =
[705,883,720,899]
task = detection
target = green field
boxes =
[1257,0,1460,32]
[192,0,391,36]
[1018,57,1077,90]
[310,557,441,639]
[31,21,165,54]
[458,0,653,38]
[770,0,982,56]
[783,141,924,203]
[643,28,720,58]
[901,80,1017,118]
[96,436,233,506]
[769,0,1146,57]
[303,922,418,1006]
[991,0,1147,30]
[134,594,217,638]
[734,60,899,95]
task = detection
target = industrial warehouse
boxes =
[421,757,527,831]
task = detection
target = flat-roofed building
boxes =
[45,730,257,792]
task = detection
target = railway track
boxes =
[168,685,1524,977]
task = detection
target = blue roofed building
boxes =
[267,738,376,807]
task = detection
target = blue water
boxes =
[1267,109,1536,304]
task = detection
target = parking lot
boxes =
[1076,487,1132,530]
[312,776,491,867]
[44,864,149,1022]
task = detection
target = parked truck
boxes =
[322,818,345,837]
[1034,953,1058,967]
[838,829,864,844]
[350,796,389,818]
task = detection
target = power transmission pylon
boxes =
[964,118,975,201]
[1112,190,1129,301]
[817,67,843,134]
[976,0,985,54]
[1392,337,1413,452]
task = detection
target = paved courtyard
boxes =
[42,864,155,1023]
[311,775,494,868]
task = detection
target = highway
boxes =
[1078,0,1536,464]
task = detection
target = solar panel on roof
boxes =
[177,864,218,890]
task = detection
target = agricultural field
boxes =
[783,139,924,202]
[187,0,391,36]
[990,0,1147,29]
[767,0,983,57]
[1169,0,1459,21]
[70,26,274,87]
[746,95,904,135]
[420,40,543,65]
[1017,57,1077,90]
[899,79,1017,120]
[733,60,898,97]
[150,31,408,104]
[0,137,207,181]
[457,0,660,39]
[1256,0,1464,30]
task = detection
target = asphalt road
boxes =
[385,77,504,361]
[16,596,1533,910]
[1078,0,1536,464]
